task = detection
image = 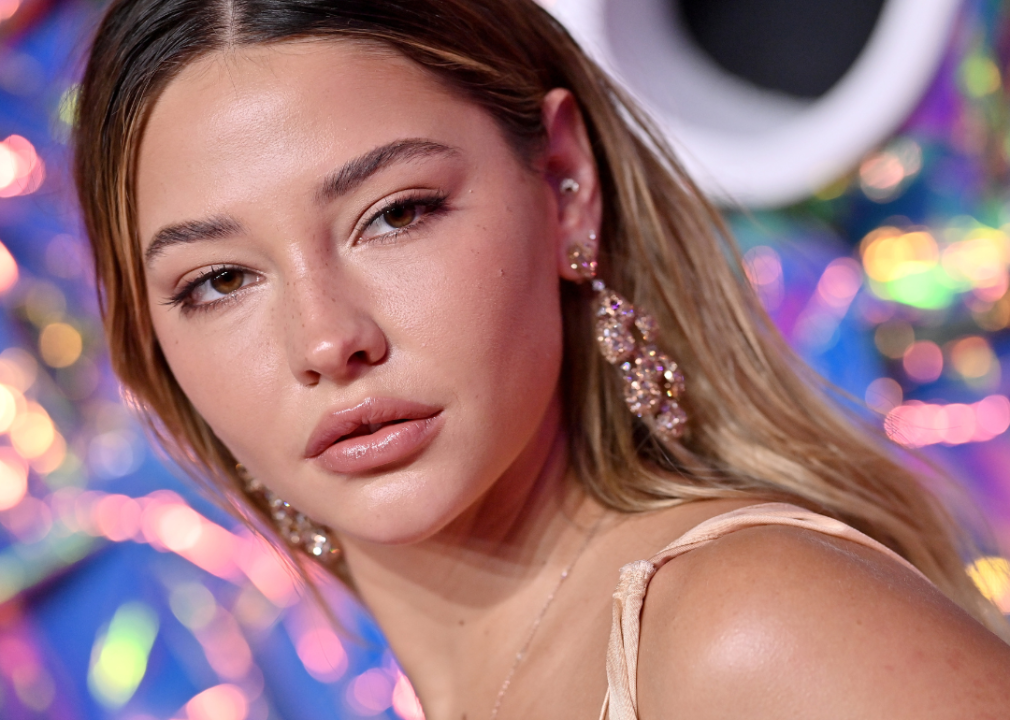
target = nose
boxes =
[284,267,388,386]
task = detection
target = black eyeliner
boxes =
[162,264,244,311]
[359,191,449,240]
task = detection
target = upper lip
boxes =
[304,397,442,459]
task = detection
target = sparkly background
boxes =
[0,1,1008,718]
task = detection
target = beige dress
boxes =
[600,502,930,720]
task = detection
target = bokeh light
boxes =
[392,672,425,720]
[0,383,22,432]
[817,257,862,308]
[157,504,203,552]
[0,348,37,392]
[169,581,217,630]
[865,377,903,415]
[194,607,254,680]
[182,683,248,720]
[29,429,66,474]
[0,0,21,23]
[946,335,1001,391]
[23,281,66,327]
[902,340,943,383]
[793,258,863,352]
[0,635,55,712]
[961,54,1002,98]
[87,602,159,709]
[860,228,956,309]
[39,322,83,368]
[0,134,44,198]
[744,245,784,311]
[296,626,348,682]
[941,227,1010,295]
[873,320,915,359]
[862,227,938,282]
[93,493,142,542]
[0,238,18,294]
[0,448,28,511]
[949,336,994,378]
[10,402,55,458]
[859,138,922,202]
[2,495,52,543]
[967,557,1010,612]
[886,395,1010,447]
[347,668,394,716]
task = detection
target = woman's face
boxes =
[137,41,589,545]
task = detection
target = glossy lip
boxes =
[305,397,444,475]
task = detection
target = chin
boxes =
[332,468,491,546]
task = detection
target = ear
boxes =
[540,88,603,282]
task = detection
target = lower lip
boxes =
[313,413,444,475]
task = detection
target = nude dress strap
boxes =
[599,502,930,720]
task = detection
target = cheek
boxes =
[151,305,283,446]
[458,264,563,392]
[385,202,564,434]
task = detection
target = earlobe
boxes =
[565,231,598,282]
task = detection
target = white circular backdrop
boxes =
[547,0,963,208]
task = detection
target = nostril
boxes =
[349,349,370,365]
[289,315,388,383]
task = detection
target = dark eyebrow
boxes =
[317,139,459,203]
[144,216,243,267]
[144,140,455,267]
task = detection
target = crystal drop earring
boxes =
[567,238,689,443]
[237,465,340,563]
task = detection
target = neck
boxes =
[339,397,602,712]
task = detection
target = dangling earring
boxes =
[237,465,340,563]
[567,237,689,443]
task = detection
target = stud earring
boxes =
[566,239,689,443]
[568,232,598,277]
[560,178,580,194]
[237,465,340,563]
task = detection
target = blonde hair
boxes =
[75,0,1008,638]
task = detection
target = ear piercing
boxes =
[237,465,340,563]
[560,178,580,194]
[567,239,689,443]
[568,233,598,277]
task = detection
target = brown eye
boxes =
[361,194,445,241]
[383,204,418,229]
[210,269,244,295]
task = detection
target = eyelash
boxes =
[359,191,448,243]
[164,265,248,316]
[164,192,449,315]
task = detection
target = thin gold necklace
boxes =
[488,512,606,720]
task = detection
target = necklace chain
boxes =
[488,513,605,720]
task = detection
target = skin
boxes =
[135,40,1010,720]
[638,527,1010,719]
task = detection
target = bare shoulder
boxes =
[636,522,1010,720]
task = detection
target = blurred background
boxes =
[0,0,1008,717]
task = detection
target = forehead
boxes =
[135,40,492,233]
[146,38,461,139]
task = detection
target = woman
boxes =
[74,0,1010,717]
